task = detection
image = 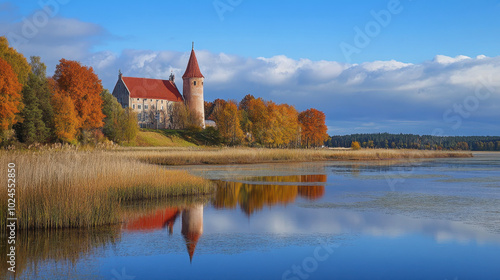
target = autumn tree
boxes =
[0,36,31,85]
[278,104,300,147]
[0,57,23,141]
[238,94,255,112]
[120,108,139,143]
[351,141,361,150]
[51,87,79,143]
[53,59,105,131]
[214,101,244,145]
[298,108,328,148]
[246,97,268,145]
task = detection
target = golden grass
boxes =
[0,151,213,230]
[125,147,472,166]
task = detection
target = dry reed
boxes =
[124,147,472,166]
[0,151,213,230]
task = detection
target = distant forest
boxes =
[326,133,500,151]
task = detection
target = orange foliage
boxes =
[0,57,23,130]
[213,101,244,144]
[50,82,79,143]
[53,59,104,130]
[351,141,361,150]
[298,108,328,148]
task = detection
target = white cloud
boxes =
[433,54,472,65]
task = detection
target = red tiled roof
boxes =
[122,76,183,101]
[182,49,204,79]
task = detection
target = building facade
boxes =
[112,45,205,129]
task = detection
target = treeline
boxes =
[0,36,138,147]
[204,95,328,148]
[327,133,500,151]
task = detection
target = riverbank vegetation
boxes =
[0,151,213,230]
[128,147,472,166]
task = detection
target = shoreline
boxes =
[0,148,472,230]
[127,148,473,166]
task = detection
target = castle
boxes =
[112,44,205,129]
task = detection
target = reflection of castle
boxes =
[124,205,204,262]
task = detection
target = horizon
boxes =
[1,0,499,136]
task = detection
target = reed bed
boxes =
[0,151,213,230]
[126,148,472,166]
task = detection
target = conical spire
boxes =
[182,44,204,79]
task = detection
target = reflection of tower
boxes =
[181,204,204,262]
[182,43,205,128]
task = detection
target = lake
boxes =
[5,153,500,280]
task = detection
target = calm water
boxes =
[5,153,500,279]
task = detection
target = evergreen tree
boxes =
[16,76,48,144]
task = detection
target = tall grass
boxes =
[126,147,472,166]
[0,151,213,230]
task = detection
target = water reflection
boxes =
[212,175,326,215]
[125,207,180,234]
[181,205,203,262]
[0,227,119,279]
[124,204,204,262]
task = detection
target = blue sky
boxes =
[1,0,499,135]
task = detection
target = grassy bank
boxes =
[0,151,213,230]
[134,128,221,147]
[128,147,472,166]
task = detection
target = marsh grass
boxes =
[127,148,472,166]
[0,151,213,230]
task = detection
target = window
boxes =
[132,104,135,109]
[138,105,142,110]
[145,105,148,110]
[161,106,163,110]
[194,81,197,86]
[150,99,152,102]
[161,100,164,104]
[137,98,139,101]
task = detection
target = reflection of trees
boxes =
[0,227,120,278]
[212,174,326,215]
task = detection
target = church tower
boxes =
[183,43,205,128]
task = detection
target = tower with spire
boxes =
[182,42,205,128]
